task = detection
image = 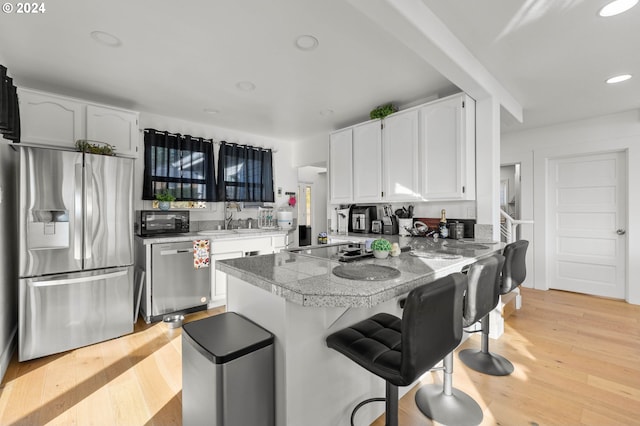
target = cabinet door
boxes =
[353,121,383,202]
[211,251,244,299]
[383,109,421,201]
[329,128,353,204]
[86,105,139,158]
[420,94,475,200]
[272,235,288,252]
[18,88,84,148]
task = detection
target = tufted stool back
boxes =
[501,240,529,294]
[462,254,505,328]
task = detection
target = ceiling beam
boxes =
[347,0,523,123]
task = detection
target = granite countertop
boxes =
[217,239,504,308]
[135,228,289,245]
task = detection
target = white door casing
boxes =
[546,151,627,299]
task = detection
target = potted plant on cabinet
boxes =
[156,191,175,210]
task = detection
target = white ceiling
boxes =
[1,0,638,141]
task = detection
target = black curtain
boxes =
[217,142,274,202]
[142,129,217,201]
[0,65,20,142]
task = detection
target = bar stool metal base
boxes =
[415,384,483,426]
[459,348,514,376]
[415,352,483,426]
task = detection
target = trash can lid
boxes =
[182,312,274,364]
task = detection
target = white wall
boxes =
[137,112,298,222]
[502,109,640,304]
[293,132,328,168]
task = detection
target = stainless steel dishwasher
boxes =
[151,241,210,318]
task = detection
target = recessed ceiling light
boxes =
[236,81,256,91]
[598,0,638,17]
[295,35,319,51]
[319,109,334,116]
[606,74,632,84]
[204,108,220,115]
[90,30,122,47]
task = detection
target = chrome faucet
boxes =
[225,212,233,230]
[225,202,242,229]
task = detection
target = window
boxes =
[142,129,217,201]
[217,142,274,202]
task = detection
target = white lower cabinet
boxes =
[211,251,243,300]
[209,235,286,306]
[272,235,288,252]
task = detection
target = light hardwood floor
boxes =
[0,288,638,425]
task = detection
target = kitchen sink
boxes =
[332,264,401,281]
[197,230,235,236]
[198,229,267,236]
[234,228,262,234]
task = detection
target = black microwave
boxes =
[136,210,190,236]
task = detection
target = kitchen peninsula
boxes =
[217,239,503,425]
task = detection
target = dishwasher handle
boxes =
[160,248,193,255]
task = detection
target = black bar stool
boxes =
[459,240,529,376]
[326,273,467,426]
[414,254,503,426]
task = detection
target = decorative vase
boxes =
[373,250,389,259]
[158,201,171,211]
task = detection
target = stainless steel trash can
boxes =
[182,312,275,426]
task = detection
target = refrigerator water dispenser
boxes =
[27,209,69,249]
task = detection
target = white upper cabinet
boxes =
[383,109,421,201]
[328,92,476,205]
[419,93,476,200]
[329,128,353,204]
[18,89,84,148]
[353,120,383,203]
[86,105,139,157]
[18,88,139,158]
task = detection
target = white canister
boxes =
[398,218,413,236]
[276,211,293,230]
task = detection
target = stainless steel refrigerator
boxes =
[18,146,134,361]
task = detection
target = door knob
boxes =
[616,229,626,235]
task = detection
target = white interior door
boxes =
[546,151,626,298]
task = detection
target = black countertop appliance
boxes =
[350,206,377,233]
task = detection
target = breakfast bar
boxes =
[217,240,503,425]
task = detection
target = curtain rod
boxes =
[143,128,214,143]
[143,128,277,153]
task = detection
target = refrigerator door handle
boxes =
[74,163,83,260]
[84,162,93,260]
[29,270,128,287]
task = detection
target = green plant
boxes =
[155,190,176,202]
[369,103,398,120]
[371,238,392,252]
[75,140,115,156]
